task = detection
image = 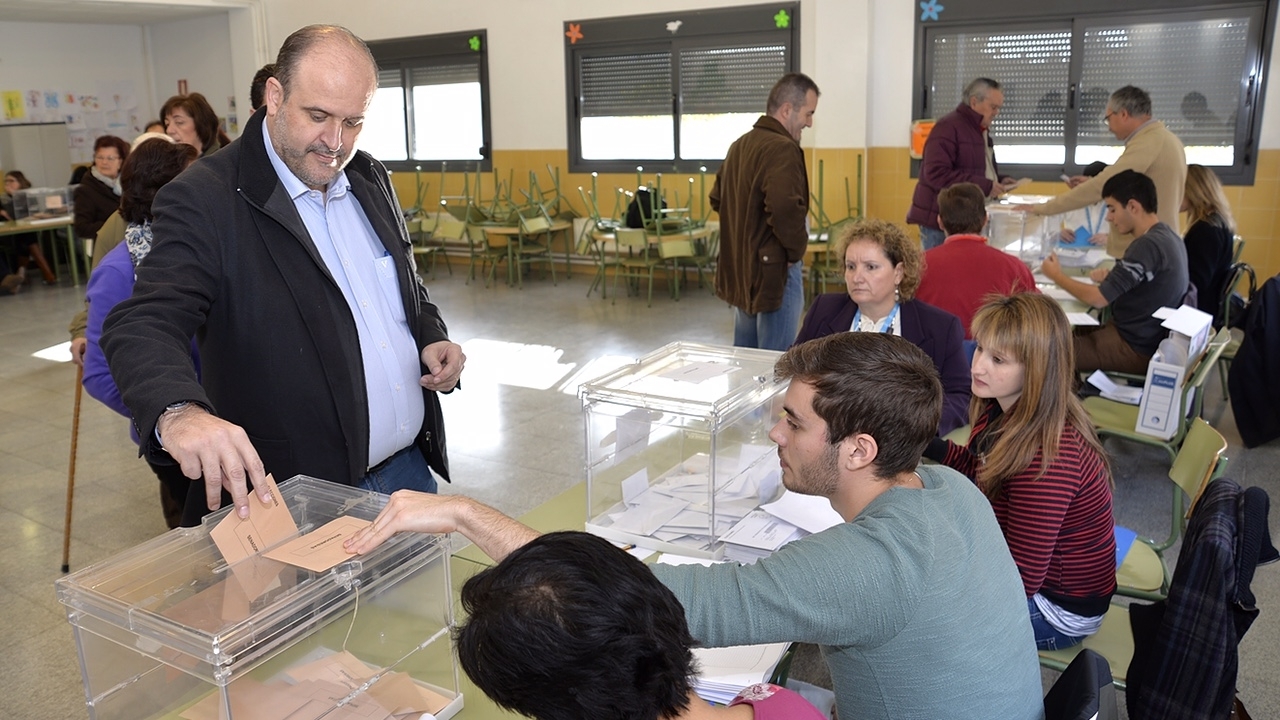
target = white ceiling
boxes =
[0,0,227,26]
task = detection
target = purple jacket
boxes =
[794,294,971,435]
[84,241,199,443]
[907,103,999,230]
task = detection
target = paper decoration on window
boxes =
[920,0,944,22]
[666,20,683,34]
[774,9,790,28]
[566,23,584,44]
[468,35,481,51]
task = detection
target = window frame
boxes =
[564,3,801,174]
[913,1,1276,184]
[367,30,493,173]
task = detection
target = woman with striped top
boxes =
[924,292,1116,650]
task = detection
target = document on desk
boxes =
[692,642,791,705]
[264,515,371,573]
[210,473,298,565]
[719,510,802,552]
[1065,312,1100,327]
[1087,370,1143,405]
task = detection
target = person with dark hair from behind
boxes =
[250,63,276,112]
[1040,169,1189,374]
[456,531,826,720]
[907,77,1015,250]
[161,93,226,157]
[915,182,1037,337]
[1181,164,1235,319]
[83,137,201,528]
[347,332,1044,720]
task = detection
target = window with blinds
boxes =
[566,4,799,172]
[366,32,491,172]
[918,4,1268,183]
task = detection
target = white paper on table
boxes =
[609,496,689,535]
[657,553,720,567]
[1043,286,1078,302]
[621,468,650,505]
[691,643,790,704]
[658,361,739,384]
[1086,370,1143,405]
[719,510,801,551]
[1035,272,1095,286]
[760,490,844,535]
[1066,312,1100,327]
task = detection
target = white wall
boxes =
[147,12,237,127]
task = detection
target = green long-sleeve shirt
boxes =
[653,464,1044,720]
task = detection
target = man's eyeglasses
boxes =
[1102,111,1117,124]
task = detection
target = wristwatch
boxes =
[156,401,193,450]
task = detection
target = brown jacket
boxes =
[710,115,809,314]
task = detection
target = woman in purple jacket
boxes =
[795,218,971,435]
[83,137,199,528]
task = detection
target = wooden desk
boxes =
[0,215,81,286]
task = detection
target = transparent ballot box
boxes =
[985,194,1065,265]
[580,342,788,558]
[56,476,463,720]
[13,186,73,219]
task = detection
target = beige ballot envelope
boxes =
[209,473,299,563]
[264,515,372,573]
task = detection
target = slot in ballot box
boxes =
[56,476,463,720]
[985,194,1066,266]
[580,342,788,559]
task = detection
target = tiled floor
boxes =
[1,262,1277,718]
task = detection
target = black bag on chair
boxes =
[625,187,666,229]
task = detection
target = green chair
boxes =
[1216,261,1255,399]
[673,229,719,294]
[657,235,696,301]
[612,228,662,307]
[409,213,452,280]
[1232,234,1245,263]
[514,209,558,287]
[1038,604,1134,690]
[1081,327,1230,466]
[1114,418,1227,600]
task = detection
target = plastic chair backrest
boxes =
[615,228,649,249]
[659,238,695,259]
[1168,417,1227,515]
[1185,327,1231,392]
[520,214,552,234]
[433,214,467,241]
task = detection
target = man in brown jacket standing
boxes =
[710,73,819,350]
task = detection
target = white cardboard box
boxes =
[1135,305,1214,439]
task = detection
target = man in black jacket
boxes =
[102,25,464,525]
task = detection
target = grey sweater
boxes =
[653,464,1044,720]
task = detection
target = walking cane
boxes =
[61,363,83,574]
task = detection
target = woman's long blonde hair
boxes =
[1183,164,1234,231]
[969,293,1109,498]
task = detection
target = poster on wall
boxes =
[2,91,25,122]
[0,82,141,165]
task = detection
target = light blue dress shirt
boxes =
[262,121,424,469]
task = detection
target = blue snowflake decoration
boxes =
[920,0,944,22]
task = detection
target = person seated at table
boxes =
[456,530,826,720]
[346,332,1045,720]
[794,218,970,435]
[1040,170,1189,374]
[916,182,1037,338]
[1181,164,1235,321]
[923,293,1116,650]
[1,170,59,285]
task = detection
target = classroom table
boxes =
[0,215,82,286]
[481,219,574,287]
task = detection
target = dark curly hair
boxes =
[119,139,198,224]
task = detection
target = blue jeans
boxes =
[734,262,804,351]
[918,225,947,250]
[1028,598,1086,651]
[359,445,438,495]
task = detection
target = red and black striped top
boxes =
[935,403,1117,617]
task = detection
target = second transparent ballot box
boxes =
[12,185,73,219]
[580,342,789,558]
[56,475,463,720]
[985,194,1066,265]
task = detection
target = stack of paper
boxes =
[1087,370,1143,405]
[759,490,843,535]
[602,448,781,552]
[691,643,791,705]
[718,509,805,564]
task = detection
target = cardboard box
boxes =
[1135,305,1214,439]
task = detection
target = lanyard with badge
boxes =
[852,303,900,334]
